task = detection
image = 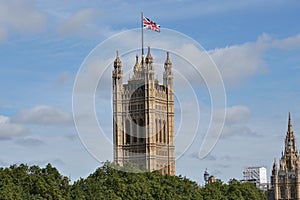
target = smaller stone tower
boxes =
[270,113,300,200]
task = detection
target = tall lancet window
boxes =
[280,186,285,199]
[291,186,296,198]
[126,119,131,144]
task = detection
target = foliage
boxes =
[200,179,267,200]
[0,162,267,199]
[0,163,70,200]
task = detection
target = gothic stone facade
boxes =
[112,47,175,175]
[270,113,300,200]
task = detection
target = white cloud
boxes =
[0,115,29,139]
[58,8,100,37]
[202,123,256,141]
[209,42,267,87]
[0,115,10,124]
[174,33,300,88]
[271,34,300,50]
[221,125,257,138]
[220,105,253,138]
[85,31,300,91]
[174,37,269,88]
[226,105,251,123]
[201,105,252,141]
[0,123,29,139]
[0,0,47,40]
[14,137,44,147]
[13,105,73,126]
[215,105,251,124]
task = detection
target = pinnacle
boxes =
[147,46,151,56]
[165,51,172,66]
[145,46,153,64]
[114,49,122,67]
[135,54,139,65]
[288,112,293,133]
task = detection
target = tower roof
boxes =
[134,54,140,70]
[133,54,141,78]
[273,158,277,171]
[288,112,293,133]
[165,51,172,66]
[114,50,122,68]
[281,112,299,170]
[286,112,295,144]
[145,46,153,64]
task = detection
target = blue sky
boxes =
[1,0,300,184]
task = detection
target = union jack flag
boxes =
[143,16,160,32]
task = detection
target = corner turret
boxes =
[113,50,123,82]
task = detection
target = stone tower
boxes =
[112,47,175,175]
[270,113,300,200]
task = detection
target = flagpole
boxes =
[141,11,144,57]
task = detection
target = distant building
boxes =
[112,47,175,175]
[208,175,217,184]
[204,169,219,185]
[243,166,267,190]
[269,113,300,200]
[204,169,209,184]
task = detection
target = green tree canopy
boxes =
[0,162,267,200]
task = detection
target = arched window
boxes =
[126,119,131,144]
[114,122,117,143]
[133,119,137,143]
[291,186,296,198]
[280,186,285,199]
[139,119,144,143]
[159,120,162,143]
[156,119,159,142]
[163,120,166,144]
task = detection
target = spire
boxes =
[164,51,172,66]
[286,112,295,147]
[288,112,293,133]
[163,51,173,87]
[285,112,296,149]
[135,53,138,63]
[145,46,153,64]
[114,49,122,68]
[140,54,145,66]
[164,51,172,75]
[273,158,277,171]
[282,112,298,170]
[133,54,141,77]
[134,54,139,69]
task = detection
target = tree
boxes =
[0,162,267,199]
